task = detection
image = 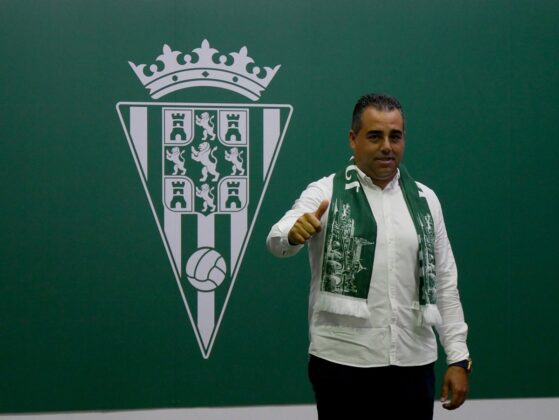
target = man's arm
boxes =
[266,176,332,258]
[422,185,470,410]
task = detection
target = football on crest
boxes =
[186,248,227,291]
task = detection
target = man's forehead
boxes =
[361,107,404,127]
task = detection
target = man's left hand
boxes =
[440,366,469,410]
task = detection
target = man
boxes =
[266,93,470,419]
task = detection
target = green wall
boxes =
[1,0,558,413]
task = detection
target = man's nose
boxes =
[380,136,392,152]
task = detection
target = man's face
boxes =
[349,107,405,189]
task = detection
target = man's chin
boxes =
[376,170,397,181]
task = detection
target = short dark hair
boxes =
[351,93,405,133]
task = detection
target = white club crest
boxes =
[117,40,292,358]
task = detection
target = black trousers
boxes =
[308,355,435,420]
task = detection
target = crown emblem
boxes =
[128,39,281,101]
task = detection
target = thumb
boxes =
[314,200,329,219]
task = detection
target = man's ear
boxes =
[349,130,356,149]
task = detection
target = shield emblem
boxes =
[116,102,292,357]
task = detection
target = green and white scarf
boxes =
[316,163,442,327]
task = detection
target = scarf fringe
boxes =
[421,304,442,327]
[315,292,371,319]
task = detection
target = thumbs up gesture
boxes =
[288,200,329,245]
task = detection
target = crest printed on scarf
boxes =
[116,40,292,358]
[322,199,373,295]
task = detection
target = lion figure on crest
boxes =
[165,146,186,175]
[195,112,216,141]
[195,183,216,212]
[191,142,220,182]
[224,147,245,176]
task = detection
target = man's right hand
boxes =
[287,200,329,245]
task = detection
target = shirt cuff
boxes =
[279,235,304,257]
[445,342,469,365]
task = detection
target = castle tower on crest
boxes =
[225,114,242,142]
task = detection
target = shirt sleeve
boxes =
[422,185,470,364]
[266,176,332,258]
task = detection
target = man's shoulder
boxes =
[306,173,335,188]
[415,180,437,198]
[414,180,443,214]
[297,173,335,199]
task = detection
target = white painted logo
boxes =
[116,40,292,358]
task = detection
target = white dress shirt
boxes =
[267,168,469,368]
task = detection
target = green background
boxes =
[1,0,558,413]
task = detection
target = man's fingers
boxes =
[299,228,312,241]
[444,393,465,410]
[295,233,310,244]
[293,213,322,238]
[300,217,320,234]
[449,385,468,409]
[288,231,306,245]
[440,382,449,405]
[314,200,330,219]
[288,220,315,245]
